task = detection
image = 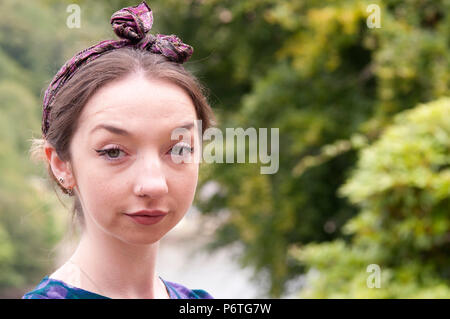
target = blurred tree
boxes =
[0,0,112,297]
[291,98,450,298]
[0,79,63,295]
[192,0,450,297]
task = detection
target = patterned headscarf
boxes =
[42,1,193,137]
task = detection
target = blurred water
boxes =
[157,206,263,298]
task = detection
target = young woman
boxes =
[22,1,215,299]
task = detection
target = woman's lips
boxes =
[125,214,166,225]
[127,209,168,216]
[125,210,168,225]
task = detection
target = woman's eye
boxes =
[170,143,194,157]
[95,146,126,161]
[94,143,193,163]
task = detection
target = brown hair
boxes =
[29,47,216,232]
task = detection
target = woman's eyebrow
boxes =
[89,122,195,136]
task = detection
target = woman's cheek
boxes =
[172,166,198,208]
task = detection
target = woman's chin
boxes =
[113,227,170,246]
[119,234,164,246]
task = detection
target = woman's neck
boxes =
[67,229,168,299]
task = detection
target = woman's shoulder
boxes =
[21,276,108,299]
[160,277,214,299]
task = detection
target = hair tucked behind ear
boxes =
[30,47,216,234]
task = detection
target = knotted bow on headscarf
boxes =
[42,1,193,137]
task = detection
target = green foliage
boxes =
[0,0,110,296]
[291,98,450,298]
[191,0,450,297]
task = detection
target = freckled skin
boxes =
[69,73,199,245]
[43,72,202,298]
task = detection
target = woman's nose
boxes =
[133,154,169,198]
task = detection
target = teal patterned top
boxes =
[22,276,214,299]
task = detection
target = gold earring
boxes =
[58,177,74,196]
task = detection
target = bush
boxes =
[291,98,450,298]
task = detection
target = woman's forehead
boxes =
[88,120,197,139]
[78,75,197,130]
[81,111,198,142]
[83,101,196,123]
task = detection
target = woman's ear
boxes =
[44,141,75,188]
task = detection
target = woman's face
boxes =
[68,73,199,245]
